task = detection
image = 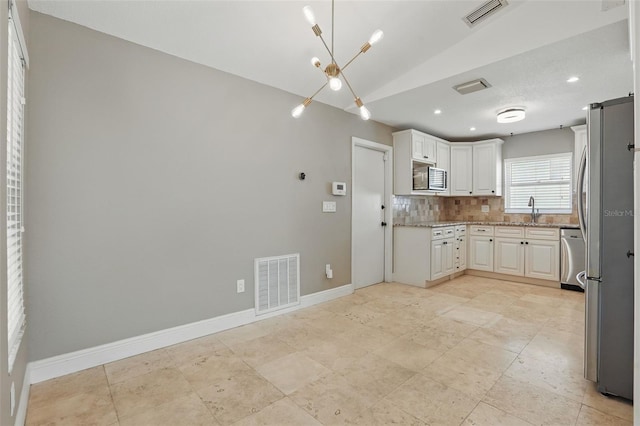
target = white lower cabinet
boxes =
[455,225,467,272]
[431,238,455,280]
[494,237,525,276]
[469,236,494,271]
[491,226,560,281]
[393,226,458,286]
[525,239,559,281]
[468,225,494,271]
[394,225,560,287]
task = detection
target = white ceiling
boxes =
[28,0,633,140]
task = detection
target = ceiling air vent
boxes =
[453,78,492,95]
[463,0,509,27]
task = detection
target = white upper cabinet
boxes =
[572,124,587,187]
[450,140,503,196]
[450,145,473,196]
[393,129,440,195]
[436,141,451,196]
[473,141,502,196]
[393,130,502,197]
[411,132,437,162]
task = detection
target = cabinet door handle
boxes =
[491,190,495,194]
[469,191,473,194]
[381,222,387,227]
[525,241,529,244]
[489,239,493,242]
[520,241,524,244]
[443,241,447,245]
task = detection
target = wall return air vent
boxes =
[463,0,509,27]
[254,253,300,315]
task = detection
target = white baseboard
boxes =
[14,363,31,426]
[28,283,354,386]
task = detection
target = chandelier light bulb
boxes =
[368,29,384,46]
[359,105,371,120]
[310,57,321,68]
[291,104,306,118]
[302,6,316,26]
[329,77,342,91]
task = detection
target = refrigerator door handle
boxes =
[576,270,586,289]
[577,147,587,242]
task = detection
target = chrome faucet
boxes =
[528,196,540,223]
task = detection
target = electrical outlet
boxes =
[481,205,490,213]
[236,279,245,293]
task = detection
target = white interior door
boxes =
[353,144,386,288]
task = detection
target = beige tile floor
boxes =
[25,275,633,425]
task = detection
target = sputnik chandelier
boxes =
[291,0,384,120]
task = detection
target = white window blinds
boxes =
[7,18,26,372]
[504,153,573,214]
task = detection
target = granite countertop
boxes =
[395,221,580,229]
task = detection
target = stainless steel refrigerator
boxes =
[577,95,634,400]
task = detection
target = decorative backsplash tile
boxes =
[392,196,443,225]
[393,195,579,225]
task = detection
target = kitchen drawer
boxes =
[469,225,494,236]
[432,226,455,240]
[495,226,524,238]
[525,227,559,240]
[455,225,466,236]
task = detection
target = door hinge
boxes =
[383,152,388,161]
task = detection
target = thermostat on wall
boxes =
[332,182,347,196]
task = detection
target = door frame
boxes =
[351,137,393,287]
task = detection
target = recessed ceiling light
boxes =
[497,108,526,123]
[470,127,476,131]
[582,106,588,111]
[434,109,442,115]
[567,76,580,83]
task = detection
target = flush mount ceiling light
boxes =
[291,0,383,120]
[567,76,580,83]
[497,108,526,123]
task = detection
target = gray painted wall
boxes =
[25,11,392,361]
[502,127,576,159]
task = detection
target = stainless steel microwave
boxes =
[412,162,429,190]
[412,164,447,192]
[428,167,447,191]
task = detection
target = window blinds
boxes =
[504,153,573,213]
[7,20,26,371]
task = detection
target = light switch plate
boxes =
[481,205,490,213]
[323,201,337,212]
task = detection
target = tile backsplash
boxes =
[393,195,579,225]
[392,196,444,225]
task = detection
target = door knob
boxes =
[627,250,634,258]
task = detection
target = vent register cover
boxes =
[255,253,300,315]
[463,0,509,27]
